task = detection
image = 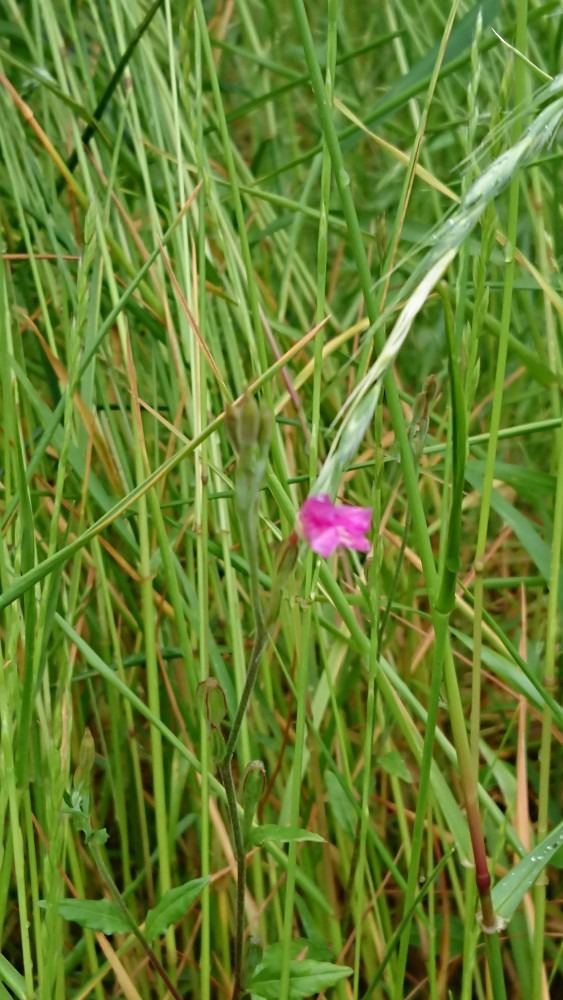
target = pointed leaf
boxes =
[324,769,356,837]
[145,876,209,941]
[47,898,131,935]
[0,952,28,1000]
[378,751,412,783]
[491,820,563,923]
[248,959,352,999]
[247,825,324,848]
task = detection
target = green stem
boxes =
[218,602,268,997]
[442,644,491,902]
[88,841,183,1000]
[222,621,268,765]
[393,610,449,999]
[218,421,270,993]
[485,931,509,1000]
[460,870,478,1000]
[238,502,265,635]
[352,529,380,999]
[217,760,247,999]
[280,599,313,1000]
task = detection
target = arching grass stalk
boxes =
[309,71,563,503]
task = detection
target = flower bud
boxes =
[73,727,96,793]
[376,213,388,262]
[266,533,299,624]
[257,409,273,453]
[238,395,262,450]
[226,393,273,467]
[242,759,266,844]
[196,678,227,730]
[225,394,265,455]
[210,727,226,763]
[245,936,263,979]
[224,403,241,453]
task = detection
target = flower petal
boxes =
[338,526,372,552]
[299,494,372,557]
[334,504,372,533]
[306,525,341,557]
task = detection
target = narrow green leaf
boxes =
[324,769,356,837]
[0,953,28,1000]
[469,460,557,504]
[145,876,209,941]
[452,626,563,726]
[0,49,101,126]
[248,959,352,999]
[465,463,558,587]
[378,751,413,783]
[247,825,325,847]
[260,939,335,963]
[45,899,131,935]
[491,820,563,923]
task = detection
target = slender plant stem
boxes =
[217,597,268,997]
[88,841,184,1000]
[222,622,268,766]
[279,596,313,1000]
[393,610,449,1000]
[352,521,380,999]
[216,406,271,995]
[217,759,247,999]
[219,598,268,994]
[121,337,178,981]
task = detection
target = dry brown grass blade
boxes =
[0,72,87,205]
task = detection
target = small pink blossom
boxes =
[299,494,372,558]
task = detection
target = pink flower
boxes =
[298,494,372,558]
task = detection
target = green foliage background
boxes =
[0,1,561,998]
